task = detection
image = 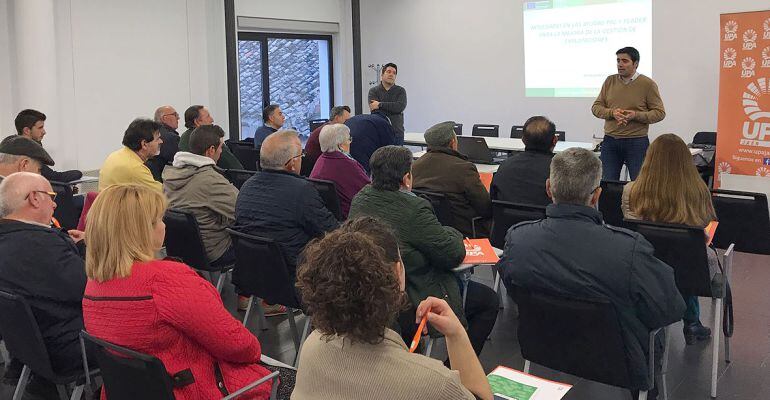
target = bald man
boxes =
[146,105,181,181]
[235,130,338,279]
[0,172,88,388]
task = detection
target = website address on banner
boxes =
[739,140,770,149]
[737,147,770,156]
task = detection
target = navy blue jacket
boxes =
[0,219,87,373]
[497,203,685,389]
[146,125,180,181]
[345,113,397,173]
[234,169,339,274]
[253,125,277,148]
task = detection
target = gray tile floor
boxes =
[3,251,768,399]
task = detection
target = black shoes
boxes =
[683,321,712,345]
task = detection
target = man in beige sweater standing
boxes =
[592,47,665,180]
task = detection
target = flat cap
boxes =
[424,121,457,147]
[0,135,55,166]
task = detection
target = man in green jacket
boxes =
[349,146,499,355]
[179,105,244,170]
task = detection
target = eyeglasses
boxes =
[284,152,305,166]
[163,112,179,118]
[25,190,57,201]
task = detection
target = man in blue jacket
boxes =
[345,111,396,173]
[234,130,338,279]
[497,148,685,399]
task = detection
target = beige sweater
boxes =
[292,329,475,400]
[591,74,665,138]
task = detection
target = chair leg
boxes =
[523,359,531,374]
[492,270,504,309]
[215,271,227,293]
[294,316,312,368]
[423,337,434,357]
[711,297,723,398]
[256,299,268,331]
[638,390,648,400]
[287,308,301,353]
[69,384,84,400]
[243,296,254,326]
[56,384,68,400]
[12,365,31,400]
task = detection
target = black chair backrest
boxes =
[51,181,78,230]
[81,331,175,400]
[510,125,524,139]
[224,169,257,190]
[471,124,499,138]
[309,118,329,133]
[598,180,628,228]
[308,178,343,221]
[512,285,638,390]
[453,123,463,136]
[163,209,211,271]
[555,130,566,142]
[231,145,260,171]
[0,290,56,380]
[624,219,712,297]
[226,140,254,153]
[412,189,454,226]
[711,189,770,254]
[693,131,717,145]
[490,200,547,248]
[227,229,301,309]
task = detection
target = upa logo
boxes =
[741,79,770,147]
[762,46,770,68]
[723,48,737,68]
[764,18,770,40]
[724,20,738,41]
[743,29,757,50]
[756,166,770,177]
[741,57,756,78]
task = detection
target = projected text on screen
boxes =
[523,0,652,97]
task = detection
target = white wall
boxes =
[0,0,229,171]
[359,0,769,144]
[234,0,356,121]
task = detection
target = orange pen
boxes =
[409,312,429,353]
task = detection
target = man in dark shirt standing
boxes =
[368,63,406,144]
[253,104,286,147]
[490,116,558,206]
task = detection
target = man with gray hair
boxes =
[412,121,491,237]
[496,148,685,398]
[0,172,89,393]
[234,130,339,282]
[309,123,370,218]
[304,105,352,173]
[146,105,181,181]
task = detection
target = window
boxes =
[236,33,333,141]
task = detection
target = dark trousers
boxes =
[600,135,650,181]
[464,281,500,355]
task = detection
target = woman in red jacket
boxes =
[82,184,278,399]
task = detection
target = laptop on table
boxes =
[457,136,497,164]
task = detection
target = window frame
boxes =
[229,31,335,140]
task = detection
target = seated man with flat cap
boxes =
[412,121,491,237]
[0,135,56,182]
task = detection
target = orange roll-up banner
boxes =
[716,10,770,188]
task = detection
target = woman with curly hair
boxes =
[292,217,492,400]
[621,133,718,344]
